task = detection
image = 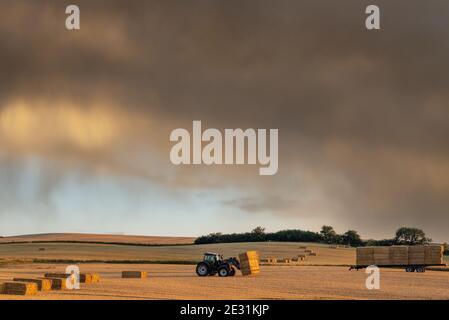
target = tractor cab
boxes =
[203,252,222,263]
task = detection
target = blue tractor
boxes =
[196,252,240,277]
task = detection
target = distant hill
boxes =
[0,233,195,245]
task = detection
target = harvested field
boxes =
[1,263,449,300]
[0,233,194,245]
[0,242,355,265]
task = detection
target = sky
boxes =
[0,0,449,241]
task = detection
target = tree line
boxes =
[195,226,445,250]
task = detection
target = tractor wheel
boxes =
[218,267,230,277]
[196,262,210,276]
[405,266,415,273]
[229,267,236,276]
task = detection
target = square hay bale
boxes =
[91,273,101,283]
[424,245,443,265]
[1,282,38,295]
[44,273,71,279]
[389,246,408,265]
[409,245,425,254]
[13,278,52,291]
[42,277,67,290]
[122,271,147,278]
[373,247,390,265]
[356,247,375,265]
[357,247,374,255]
[79,273,93,284]
[239,251,260,276]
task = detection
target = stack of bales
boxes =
[239,251,260,276]
[356,245,444,266]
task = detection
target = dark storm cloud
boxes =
[1,0,449,240]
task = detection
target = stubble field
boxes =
[1,263,449,300]
[0,236,448,300]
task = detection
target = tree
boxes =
[251,227,266,236]
[342,230,364,247]
[320,225,340,244]
[394,227,431,245]
[251,227,266,241]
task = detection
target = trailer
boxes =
[349,263,446,273]
[352,245,446,273]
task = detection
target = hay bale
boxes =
[373,247,390,265]
[42,277,67,290]
[424,245,443,265]
[309,252,317,256]
[44,273,70,279]
[44,272,92,283]
[239,251,260,276]
[91,273,100,283]
[79,273,92,284]
[1,282,38,295]
[356,247,375,265]
[13,278,51,291]
[389,246,408,265]
[122,271,147,278]
[409,245,426,265]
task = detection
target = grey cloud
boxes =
[1,0,449,240]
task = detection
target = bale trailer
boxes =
[350,245,446,273]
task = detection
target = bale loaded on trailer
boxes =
[350,245,446,273]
